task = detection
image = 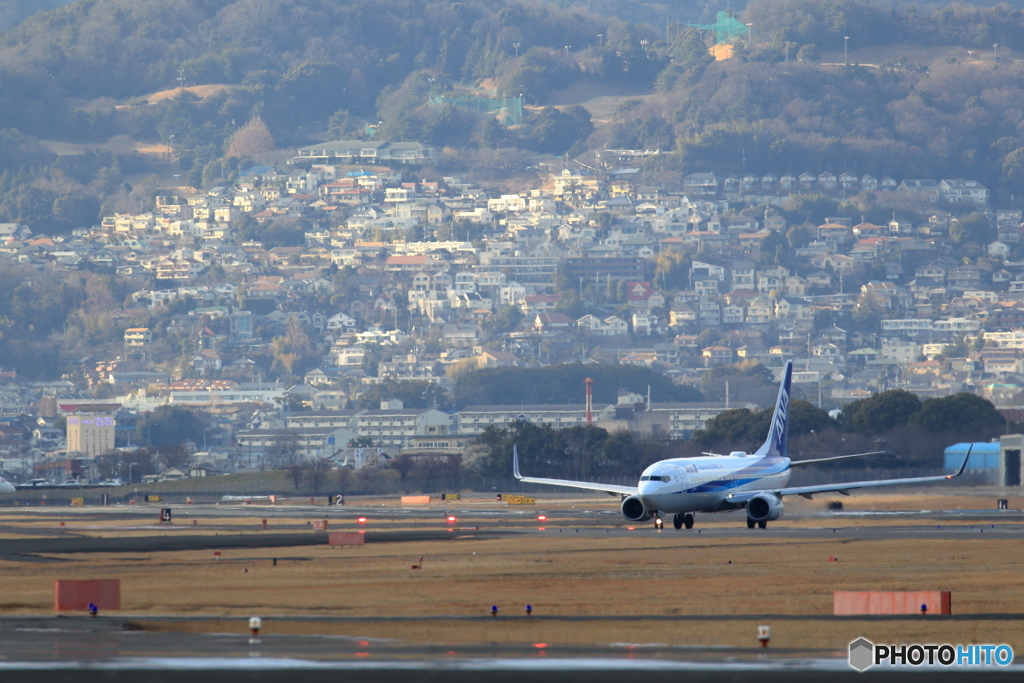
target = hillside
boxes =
[5,0,1024,232]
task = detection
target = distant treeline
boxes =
[694,389,1008,466]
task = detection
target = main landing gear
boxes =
[673,513,694,530]
[746,516,767,529]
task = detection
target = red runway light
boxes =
[357,517,367,523]
[537,515,547,521]
[446,516,457,523]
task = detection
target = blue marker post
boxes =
[490,605,498,617]
[88,603,98,618]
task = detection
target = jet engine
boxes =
[746,493,784,522]
[621,494,653,522]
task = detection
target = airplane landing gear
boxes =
[746,517,756,529]
[673,513,695,529]
[758,520,768,529]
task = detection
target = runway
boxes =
[2,497,1023,679]
[0,617,1020,682]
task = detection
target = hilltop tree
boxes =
[695,400,833,452]
[910,393,1004,435]
[226,116,275,158]
[839,390,921,434]
[135,406,204,449]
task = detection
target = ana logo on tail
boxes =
[770,388,789,452]
[760,361,792,459]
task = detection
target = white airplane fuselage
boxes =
[638,454,791,514]
[0,477,15,493]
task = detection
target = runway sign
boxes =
[401,496,431,504]
[328,532,365,547]
[834,591,951,615]
[503,495,536,505]
[146,495,161,502]
[70,498,84,506]
[441,493,461,501]
[54,579,121,612]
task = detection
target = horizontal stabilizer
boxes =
[788,451,888,467]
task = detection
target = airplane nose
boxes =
[639,481,659,495]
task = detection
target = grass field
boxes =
[2,490,1023,650]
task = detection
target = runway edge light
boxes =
[758,625,770,648]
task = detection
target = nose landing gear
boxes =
[673,513,694,529]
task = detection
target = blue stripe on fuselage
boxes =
[677,455,789,494]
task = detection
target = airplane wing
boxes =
[513,445,637,496]
[725,449,972,503]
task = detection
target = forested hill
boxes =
[9,1,1024,208]
[0,0,653,132]
[0,0,70,32]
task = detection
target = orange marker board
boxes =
[54,579,121,612]
[833,591,951,615]
[328,532,365,547]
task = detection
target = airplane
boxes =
[0,475,14,493]
[513,360,971,529]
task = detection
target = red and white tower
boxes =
[584,377,594,426]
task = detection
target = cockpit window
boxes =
[643,475,670,482]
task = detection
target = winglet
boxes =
[947,445,972,479]
[513,444,522,480]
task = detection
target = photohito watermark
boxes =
[849,638,1014,671]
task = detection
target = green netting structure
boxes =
[686,11,749,45]
[429,94,524,126]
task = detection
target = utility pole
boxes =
[844,36,849,66]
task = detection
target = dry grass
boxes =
[2,491,1023,649]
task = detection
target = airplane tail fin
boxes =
[513,444,522,479]
[756,361,793,460]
